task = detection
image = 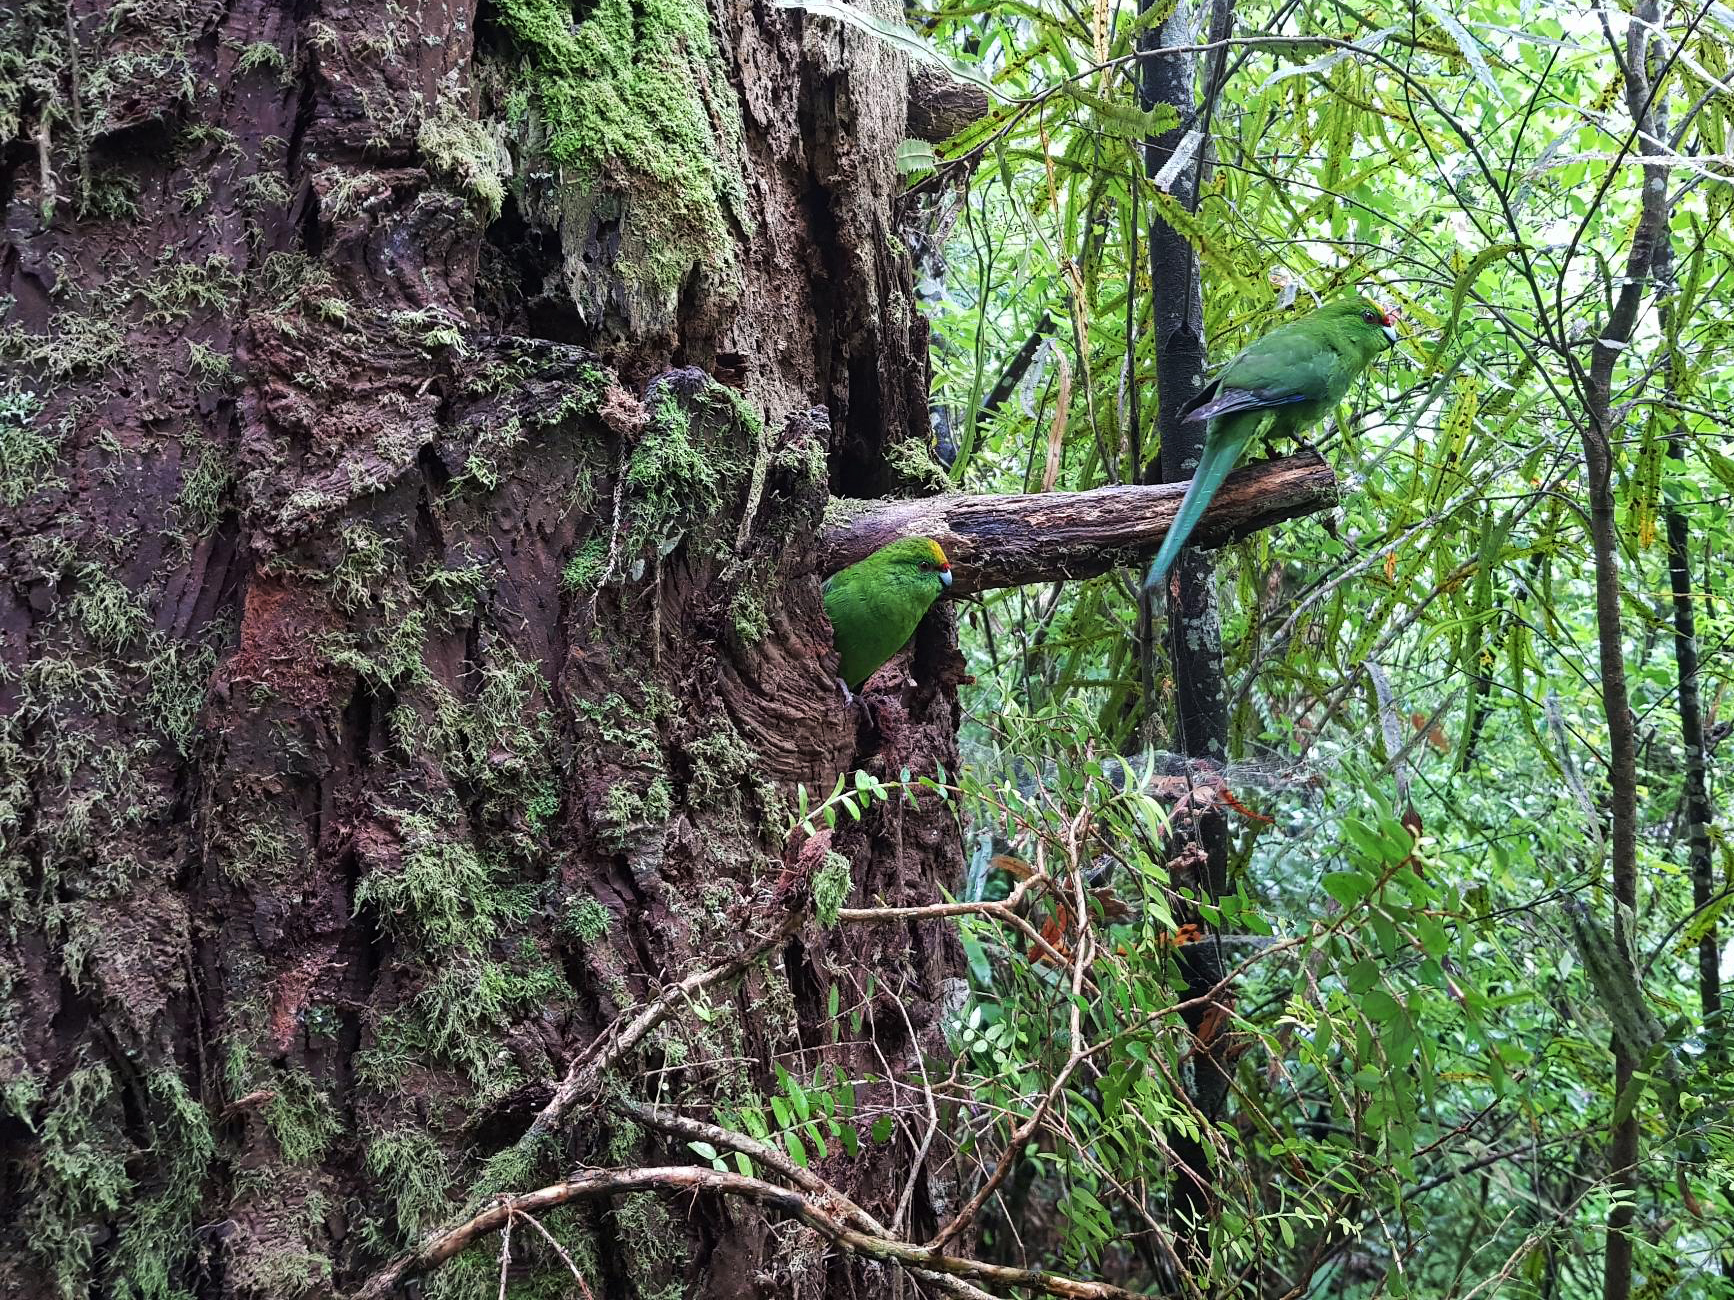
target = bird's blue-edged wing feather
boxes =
[1180,382,1311,424]
[1180,316,1350,423]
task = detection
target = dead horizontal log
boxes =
[820,448,1338,592]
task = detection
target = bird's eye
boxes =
[1362,309,1378,324]
[919,561,932,571]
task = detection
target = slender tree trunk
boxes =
[1657,273,1722,1066]
[1580,9,1668,1298]
[1584,257,1643,1300]
[0,1,967,1295]
[1666,437,1723,1035]
[1138,0,1234,1272]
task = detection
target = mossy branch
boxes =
[356,1165,1150,1300]
[821,448,1337,590]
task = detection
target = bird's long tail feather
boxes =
[1143,430,1247,593]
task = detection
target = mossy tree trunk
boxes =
[0,1,966,1295]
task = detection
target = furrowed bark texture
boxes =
[0,1,967,1296]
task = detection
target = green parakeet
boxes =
[822,538,953,691]
[1144,296,1398,592]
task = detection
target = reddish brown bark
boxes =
[0,1,964,1296]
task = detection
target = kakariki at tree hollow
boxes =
[0,0,1727,1297]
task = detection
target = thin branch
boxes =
[509,1209,596,1299]
[360,1166,1152,1300]
[929,812,1098,1252]
[495,1202,513,1300]
[613,1097,999,1300]
[522,913,803,1144]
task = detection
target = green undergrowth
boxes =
[622,386,735,556]
[355,801,536,953]
[422,1205,601,1300]
[221,1170,335,1300]
[418,98,509,219]
[561,536,608,591]
[170,435,233,535]
[612,378,758,577]
[559,893,613,942]
[363,1130,454,1242]
[0,385,57,504]
[223,1043,342,1166]
[1,548,220,944]
[450,356,607,497]
[358,948,571,1101]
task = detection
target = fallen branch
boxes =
[359,1165,1150,1300]
[821,448,1337,590]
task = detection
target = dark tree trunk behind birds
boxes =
[1136,0,1234,1278]
[0,1,968,1295]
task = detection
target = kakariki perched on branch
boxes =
[822,537,953,693]
[1145,296,1399,592]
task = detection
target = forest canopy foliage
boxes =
[901,0,1734,1293]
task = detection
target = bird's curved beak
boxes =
[1380,314,1399,347]
[939,564,953,590]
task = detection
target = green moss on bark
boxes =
[489,0,747,329]
[0,386,56,505]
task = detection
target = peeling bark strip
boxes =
[821,449,1338,591]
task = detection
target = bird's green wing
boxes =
[1182,316,1364,424]
[823,567,927,690]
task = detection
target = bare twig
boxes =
[495,1201,513,1300]
[928,810,1097,1252]
[888,980,944,1238]
[522,914,802,1144]
[613,1096,998,1300]
[508,1207,596,1300]
[358,1166,1150,1300]
[611,1096,884,1232]
[837,892,1072,971]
